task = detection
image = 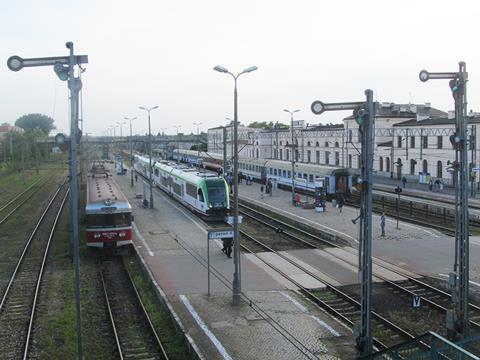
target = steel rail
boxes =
[23,189,69,359]
[123,258,169,360]
[0,181,65,311]
[99,260,124,360]
[240,201,480,334]
[0,176,45,212]
[0,177,51,225]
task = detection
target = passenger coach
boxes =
[134,155,229,220]
[85,162,133,248]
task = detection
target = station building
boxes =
[207,102,480,186]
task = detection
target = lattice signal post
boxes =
[311,91,376,356]
[420,63,470,340]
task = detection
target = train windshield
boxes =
[205,179,227,204]
[87,213,132,228]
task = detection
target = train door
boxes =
[260,167,267,184]
[336,175,347,193]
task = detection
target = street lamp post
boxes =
[116,121,126,138]
[139,106,159,209]
[125,117,137,187]
[193,122,202,168]
[284,109,300,205]
[213,64,258,306]
[173,125,181,159]
[226,117,233,166]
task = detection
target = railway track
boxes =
[238,201,480,344]
[0,176,49,225]
[99,256,169,360]
[0,182,68,359]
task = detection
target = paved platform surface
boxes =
[114,170,358,360]
[238,181,480,284]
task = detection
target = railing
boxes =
[366,332,479,360]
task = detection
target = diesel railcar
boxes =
[85,162,133,248]
[134,155,230,220]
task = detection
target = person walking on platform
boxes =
[222,238,233,258]
[380,213,386,237]
[135,173,138,183]
[337,195,344,213]
[402,176,407,188]
[260,184,264,199]
[428,179,433,191]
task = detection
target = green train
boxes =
[133,154,230,220]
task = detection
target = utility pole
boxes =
[125,117,136,187]
[139,106,158,209]
[470,125,476,197]
[223,126,227,176]
[193,123,202,169]
[420,64,470,340]
[312,91,375,356]
[284,109,300,205]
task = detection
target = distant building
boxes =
[207,103,480,186]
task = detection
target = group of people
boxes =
[260,179,273,199]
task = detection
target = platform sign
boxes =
[412,295,421,309]
[208,228,234,240]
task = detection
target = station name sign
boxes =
[208,227,234,240]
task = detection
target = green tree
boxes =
[247,121,289,130]
[15,113,56,135]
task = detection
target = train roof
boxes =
[86,174,131,214]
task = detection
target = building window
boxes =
[295,150,299,162]
[335,141,339,148]
[307,141,311,146]
[379,156,383,172]
[349,130,353,143]
[422,159,428,173]
[274,149,277,159]
[316,151,320,164]
[410,136,415,148]
[437,136,443,149]
[410,159,416,175]
[307,150,311,163]
[335,152,340,166]
[422,136,428,148]
[315,141,319,147]
[279,149,283,160]
[397,136,403,148]
[386,157,390,172]
[437,161,443,178]
[325,141,329,147]
[280,141,283,145]
[256,149,259,158]
[286,149,289,161]
[325,151,330,165]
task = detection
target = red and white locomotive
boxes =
[85,162,133,248]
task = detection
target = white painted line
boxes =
[280,291,340,337]
[310,315,341,337]
[132,221,154,256]
[280,291,307,312]
[179,295,233,360]
[438,273,480,288]
[241,195,358,244]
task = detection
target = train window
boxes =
[198,188,205,202]
[274,169,277,176]
[206,180,227,203]
[173,182,182,196]
[186,183,197,198]
[287,170,291,178]
[86,214,103,228]
[256,166,259,172]
[309,174,314,183]
[282,170,286,177]
[303,173,307,179]
[269,168,273,175]
[105,214,115,227]
[115,213,131,226]
[154,168,159,176]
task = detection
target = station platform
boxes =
[114,170,358,360]
[237,181,480,283]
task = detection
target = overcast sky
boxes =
[1,0,479,136]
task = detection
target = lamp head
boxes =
[214,65,228,73]
[243,65,258,73]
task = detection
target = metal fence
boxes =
[367,332,479,359]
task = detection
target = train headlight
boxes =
[119,232,126,238]
[94,233,101,239]
[209,203,213,208]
